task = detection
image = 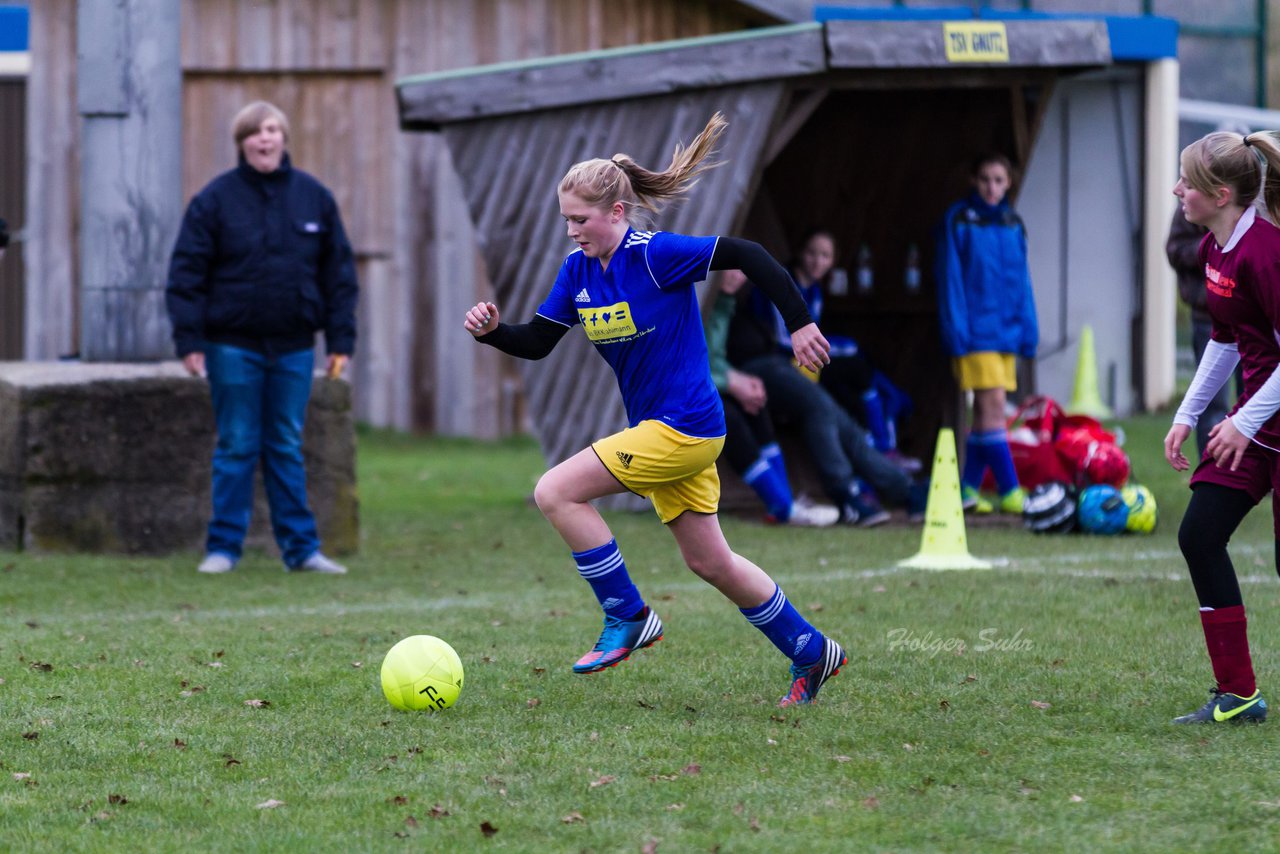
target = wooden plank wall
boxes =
[0,79,24,359]
[25,0,763,434]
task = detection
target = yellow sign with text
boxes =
[578,302,637,342]
[943,22,1009,63]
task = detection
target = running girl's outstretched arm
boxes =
[710,237,830,372]
[464,301,569,360]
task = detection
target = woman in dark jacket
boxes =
[166,100,358,575]
[936,152,1038,516]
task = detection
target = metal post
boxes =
[77,0,181,361]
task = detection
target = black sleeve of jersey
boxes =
[710,237,813,333]
[476,315,569,360]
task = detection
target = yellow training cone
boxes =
[1067,324,1112,418]
[898,428,992,571]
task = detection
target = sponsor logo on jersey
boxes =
[624,231,654,248]
[578,301,638,342]
[1206,263,1237,298]
[615,451,633,469]
[575,288,591,303]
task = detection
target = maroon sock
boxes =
[1200,605,1257,697]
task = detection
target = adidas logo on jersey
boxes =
[575,289,591,303]
[615,451,634,469]
[624,231,654,248]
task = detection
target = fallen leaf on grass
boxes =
[1069,794,1084,803]
[665,803,684,812]
[561,811,585,824]
[1030,700,1051,710]
[388,795,408,806]
[13,772,31,781]
[902,744,914,751]
[589,775,617,789]
[92,811,112,822]
[22,732,37,741]
[351,661,363,668]
[479,821,499,837]
[256,799,285,809]
[108,794,128,805]
[173,739,186,749]
[427,804,450,818]
[833,755,853,763]
[223,755,241,767]
[960,674,977,684]
[30,662,52,672]
[862,796,880,810]
[648,773,679,782]
[24,621,38,629]
[244,699,272,708]
[526,698,541,709]
[637,699,655,710]
[207,661,224,668]
[749,817,761,832]
[642,839,659,854]
[404,816,418,828]
[682,764,701,776]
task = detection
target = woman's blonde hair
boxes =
[231,100,290,147]
[557,113,728,227]
[1181,130,1280,222]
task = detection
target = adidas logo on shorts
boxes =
[616,451,633,469]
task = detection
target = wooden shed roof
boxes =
[396,18,1112,131]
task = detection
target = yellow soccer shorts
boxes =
[592,419,725,524]
[953,351,1017,392]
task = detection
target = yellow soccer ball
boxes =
[380,635,464,711]
[1120,484,1157,534]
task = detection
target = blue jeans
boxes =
[740,354,911,506]
[205,343,319,567]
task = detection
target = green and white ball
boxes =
[1120,484,1157,534]
[381,635,464,711]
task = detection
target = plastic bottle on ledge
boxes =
[904,242,921,294]
[828,267,849,296]
[855,244,873,295]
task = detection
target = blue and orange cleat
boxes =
[572,607,664,674]
[1173,687,1267,724]
[779,637,847,707]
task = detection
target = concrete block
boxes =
[0,362,358,556]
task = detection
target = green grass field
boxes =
[4,411,1280,852]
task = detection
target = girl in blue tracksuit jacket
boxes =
[936,152,1038,515]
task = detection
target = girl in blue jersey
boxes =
[464,114,845,706]
[936,153,1038,515]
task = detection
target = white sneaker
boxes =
[786,496,841,527]
[293,552,348,575]
[197,553,235,574]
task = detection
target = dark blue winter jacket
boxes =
[935,191,1038,359]
[165,153,358,358]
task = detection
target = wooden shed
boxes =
[396,14,1179,485]
[22,0,781,431]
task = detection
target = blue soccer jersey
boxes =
[536,229,726,438]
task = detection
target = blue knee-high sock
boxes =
[762,443,794,511]
[962,432,990,491]
[744,455,792,521]
[740,584,825,666]
[983,428,1019,494]
[573,539,644,619]
[861,389,894,451]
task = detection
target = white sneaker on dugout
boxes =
[197,553,235,574]
[786,496,841,527]
[292,552,348,575]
